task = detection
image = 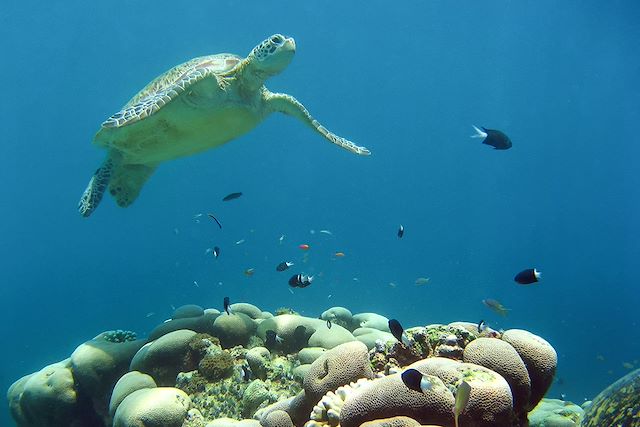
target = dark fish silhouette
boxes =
[264,330,282,348]
[388,319,405,342]
[207,213,222,228]
[397,224,404,238]
[212,246,220,259]
[222,192,243,201]
[471,125,512,150]
[276,261,294,272]
[289,273,314,288]
[514,268,541,285]
[477,319,486,333]
[223,296,230,315]
[401,368,427,393]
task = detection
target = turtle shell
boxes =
[581,367,639,426]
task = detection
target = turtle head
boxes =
[248,34,295,78]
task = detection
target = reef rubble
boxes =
[8,302,566,427]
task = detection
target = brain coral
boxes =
[262,409,295,427]
[113,387,191,427]
[501,329,557,410]
[463,337,531,417]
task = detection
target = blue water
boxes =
[2,1,639,424]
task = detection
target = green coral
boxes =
[103,329,137,343]
[199,350,235,381]
[275,307,299,316]
[189,333,220,355]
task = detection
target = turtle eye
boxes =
[271,35,283,45]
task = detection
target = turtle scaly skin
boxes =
[581,367,640,426]
[78,34,369,217]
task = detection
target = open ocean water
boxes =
[1,1,639,425]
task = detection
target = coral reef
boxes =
[7,302,564,427]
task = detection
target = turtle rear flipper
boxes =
[108,163,157,208]
[78,157,114,217]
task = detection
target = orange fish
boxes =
[299,244,310,250]
[334,252,345,257]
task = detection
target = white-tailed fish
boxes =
[235,239,246,245]
[319,229,333,236]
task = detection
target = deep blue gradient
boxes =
[2,1,639,424]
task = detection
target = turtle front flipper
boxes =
[78,157,114,217]
[108,163,157,208]
[265,92,371,156]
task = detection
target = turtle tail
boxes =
[78,157,114,217]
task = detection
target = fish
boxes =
[299,244,310,250]
[276,261,294,272]
[454,381,471,427]
[471,125,512,150]
[288,273,314,288]
[235,239,246,245]
[240,364,252,382]
[265,330,284,348]
[334,252,345,257]
[326,319,332,329]
[278,234,285,244]
[145,312,155,318]
[388,319,412,346]
[415,277,430,286]
[223,296,231,315]
[319,230,333,236]
[244,268,255,277]
[477,319,487,333]
[400,368,433,393]
[482,298,510,316]
[397,224,404,238]
[212,246,220,259]
[193,280,199,287]
[514,268,541,285]
[222,192,242,201]
[207,213,222,229]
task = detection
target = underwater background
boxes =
[1,1,639,424]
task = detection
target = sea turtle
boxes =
[78,34,370,217]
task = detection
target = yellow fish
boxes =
[454,380,471,427]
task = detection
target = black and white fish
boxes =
[401,368,434,393]
[477,319,487,333]
[288,273,314,288]
[212,246,220,259]
[514,268,541,285]
[276,261,294,272]
[471,125,512,150]
[388,318,412,346]
[223,296,231,315]
[265,330,284,348]
[397,224,404,238]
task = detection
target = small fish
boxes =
[388,319,412,346]
[401,368,433,393]
[415,277,430,286]
[299,244,310,250]
[207,213,222,229]
[454,381,471,427]
[235,239,246,245]
[482,298,510,316]
[193,280,199,287]
[265,330,284,348]
[222,192,242,201]
[471,125,512,150]
[334,252,345,257]
[397,224,404,238]
[193,213,203,219]
[388,282,397,288]
[276,261,294,272]
[319,230,333,236]
[326,319,332,329]
[477,319,487,333]
[212,246,220,259]
[623,362,635,369]
[514,268,541,285]
[244,268,255,277]
[223,296,231,315]
[560,393,566,400]
[278,234,285,244]
[288,273,314,288]
[145,312,155,318]
[240,364,252,382]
